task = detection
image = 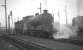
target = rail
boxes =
[1,35,53,50]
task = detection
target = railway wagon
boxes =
[72,16,83,32]
[72,16,83,37]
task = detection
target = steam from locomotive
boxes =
[52,23,77,39]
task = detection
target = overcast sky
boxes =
[0,0,81,28]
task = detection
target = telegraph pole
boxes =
[8,15,10,32]
[65,5,67,24]
[38,3,42,14]
[58,10,60,23]
[0,0,8,32]
[40,3,42,14]
[5,0,7,32]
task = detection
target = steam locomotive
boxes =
[15,10,55,38]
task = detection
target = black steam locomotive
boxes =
[15,10,55,38]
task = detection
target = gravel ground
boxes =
[10,35,83,50]
[0,38,20,50]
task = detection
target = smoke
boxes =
[52,22,78,39]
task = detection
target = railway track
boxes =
[1,34,83,50]
[9,34,83,47]
[1,35,53,50]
